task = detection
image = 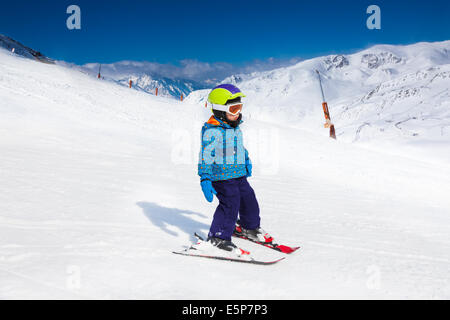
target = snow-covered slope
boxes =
[186,41,450,160]
[1,46,450,299]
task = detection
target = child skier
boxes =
[197,84,272,257]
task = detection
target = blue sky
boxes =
[1,0,449,68]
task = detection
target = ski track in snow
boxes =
[0,47,450,299]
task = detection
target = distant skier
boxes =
[197,84,273,257]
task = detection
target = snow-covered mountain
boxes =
[0,34,54,64]
[118,74,205,100]
[186,41,450,157]
[81,61,208,99]
[80,58,304,100]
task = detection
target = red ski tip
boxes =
[276,245,300,254]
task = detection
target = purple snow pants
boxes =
[209,176,260,241]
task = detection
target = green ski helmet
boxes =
[208,84,246,106]
[207,84,246,126]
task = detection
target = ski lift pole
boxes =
[315,70,336,139]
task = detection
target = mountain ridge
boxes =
[0,34,54,64]
[186,40,450,153]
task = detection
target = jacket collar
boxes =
[206,115,243,129]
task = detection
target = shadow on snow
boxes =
[137,201,209,241]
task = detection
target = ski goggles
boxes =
[212,102,243,116]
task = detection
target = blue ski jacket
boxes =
[198,116,251,181]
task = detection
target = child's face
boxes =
[226,112,240,122]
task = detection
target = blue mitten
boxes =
[200,179,217,202]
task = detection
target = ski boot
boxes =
[234,220,274,244]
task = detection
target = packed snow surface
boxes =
[0,44,449,299]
